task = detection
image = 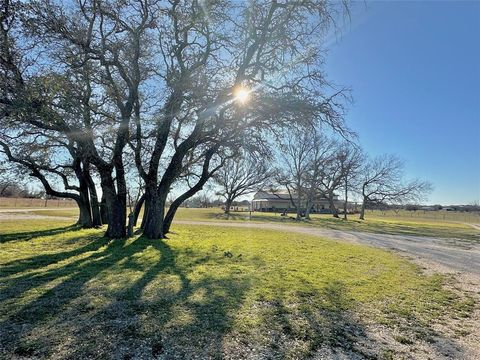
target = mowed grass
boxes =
[28,208,80,218]
[175,208,480,242]
[0,219,77,241]
[0,220,475,359]
[6,206,479,242]
[15,206,480,242]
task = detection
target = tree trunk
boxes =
[100,193,108,224]
[328,194,339,218]
[101,175,126,238]
[74,161,93,228]
[77,197,93,228]
[343,178,348,221]
[127,212,134,237]
[162,159,215,234]
[304,199,311,220]
[114,160,128,236]
[163,200,181,235]
[359,198,366,220]
[296,192,302,220]
[77,182,92,228]
[225,197,232,219]
[143,186,168,239]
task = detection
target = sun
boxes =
[234,86,250,104]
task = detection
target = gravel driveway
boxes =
[175,220,480,274]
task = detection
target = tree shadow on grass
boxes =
[234,280,377,359]
[1,230,471,359]
[0,224,81,243]
[62,239,255,359]
[0,235,256,359]
[235,280,472,359]
[1,231,109,277]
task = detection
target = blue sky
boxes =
[325,0,480,205]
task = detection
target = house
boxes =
[251,191,345,213]
[220,199,251,212]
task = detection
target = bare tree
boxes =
[214,154,271,217]
[0,161,17,196]
[358,155,432,220]
[336,143,363,220]
[302,132,335,219]
[275,127,317,220]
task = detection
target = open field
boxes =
[360,209,480,225]
[1,218,478,359]
[2,207,478,243]
[174,208,480,242]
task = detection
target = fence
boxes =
[0,197,77,208]
[369,209,480,224]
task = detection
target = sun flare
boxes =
[234,86,250,104]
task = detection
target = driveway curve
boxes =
[175,220,480,274]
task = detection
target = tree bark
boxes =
[74,165,93,228]
[101,175,126,238]
[328,194,339,218]
[100,193,108,224]
[70,158,93,228]
[359,197,366,220]
[142,186,168,239]
[77,197,93,228]
[225,197,233,219]
[127,213,135,237]
[163,188,200,234]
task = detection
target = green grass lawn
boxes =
[28,209,80,218]
[7,205,478,243]
[0,220,475,359]
[173,208,480,242]
[20,206,480,242]
[0,219,78,241]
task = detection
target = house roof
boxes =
[253,191,291,200]
[253,190,338,201]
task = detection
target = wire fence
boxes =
[369,209,480,224]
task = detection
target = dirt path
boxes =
[0,207,77,213]
[175,220,480,275]
[468,223,480,231]
[0,208,77,221]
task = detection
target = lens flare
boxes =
[234,87,250,104]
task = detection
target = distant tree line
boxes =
[0,181,43,198]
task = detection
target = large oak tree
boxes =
[1,0,350,238]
